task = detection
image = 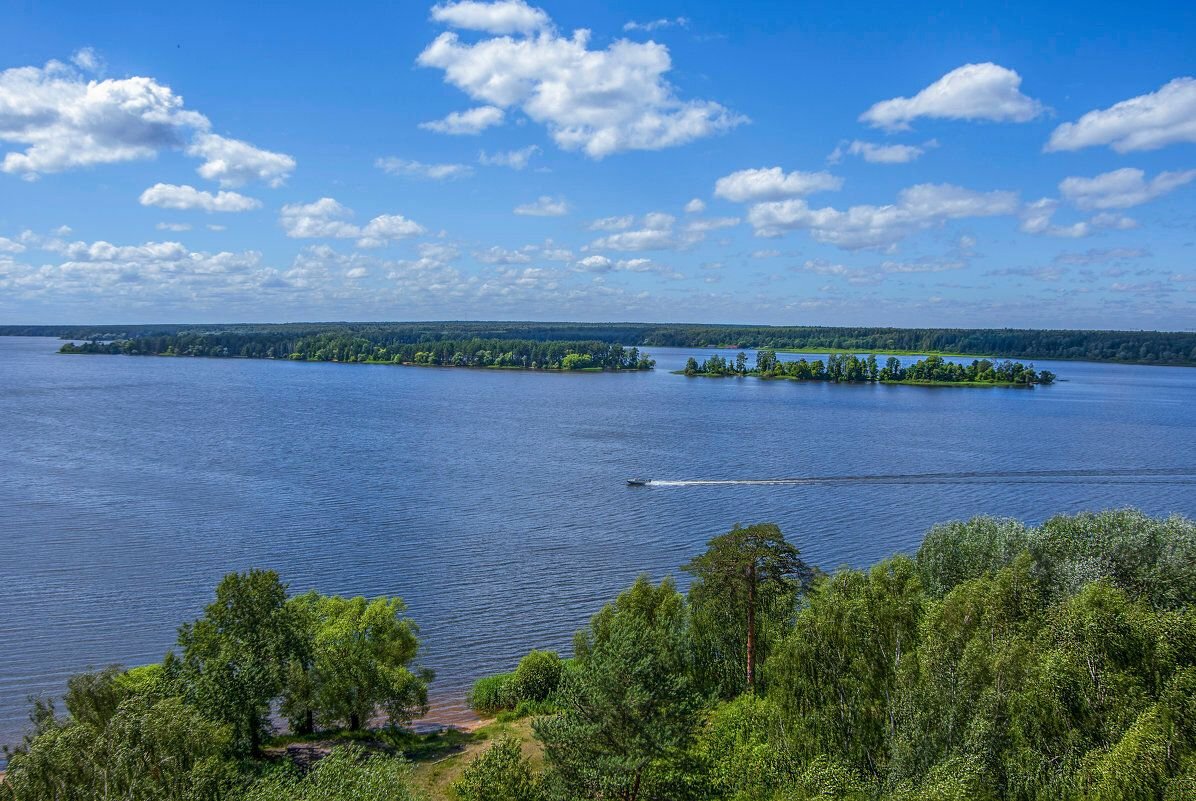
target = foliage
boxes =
[177,569,304,755]
[535,576,701,801]
[237,746,417,801]
[468,673,517,716]
[683,352,1055,385]
[1,688,236,801]
[19,320,1196,366]
[451,737,542,801]
[511,650,563,703]
[60,334,654,371]
[683,523,814,696]
[282,593,430,732]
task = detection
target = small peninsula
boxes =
[59,335,655,372]
[677,351,1056,387]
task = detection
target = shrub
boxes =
[452,737,540,801]
[512,650,563,702]
[468,673,516,715]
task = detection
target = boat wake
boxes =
[643,467,1196,488]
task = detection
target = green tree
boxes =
[287,593,430,732]
[683,523,813,693]
[177,569,303,754]
[535,576,700,801]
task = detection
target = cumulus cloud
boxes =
[860,63,1045,131]
[417,9,745,157]
[714,167,842,202]
[514,195,568,216]
[420,105,505,135]
[478,144,540,169]
[623,17,689,33]
[1046,78,1196,153]
[0,57,208,177]
[684,197,705,214]
[155,222,192,232]
[186,133,295,187]
[589,212,682,251]
[280,198,425,247]
[1058,167,1196,210]
[0,236,26,253]
[747,183,1019,249]
[1019,198,1141,238]
[139,183,261,212]
[828,139,934,164]
[430,0,550,34]
[375,156,473,180]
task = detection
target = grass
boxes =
[261,717,542,801]
[409,717,542,800]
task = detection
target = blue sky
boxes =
[1,0,1194,328]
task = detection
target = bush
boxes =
[451,737,541,801]
[512,650,563,702]
[468,673,516,715]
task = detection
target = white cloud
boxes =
[156,222,192,232]
[420,105,505,135]
[71,48,103,72]
[478,144,540,169]
[685,216,739,233]
[376,156,473,180]
[860,63,1044,131]
[280,198,425,247]
[474,245,532,264]
[1058,167,1196,210]
[684,197,705,214]
[206,224,226,232]
[514,195,568,216]
[747,183,1019,249]
[828,139,933,164]
[0,57,209,177]
[589,212,677,251]
[1046,78,1196,153]
[417,17,745,157]
[714,167,842,202]
[623,17,689,33]
[139,183,261,212]
[1019,199,1086,238]
[588,215,634,231]
[0,236,26,253]
[1018,197,1142,238]
[430,0,550,35]
[186,133,295,187]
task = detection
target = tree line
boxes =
[59,335,655,371]
[684,351,1056,385]
[2,572,430,800]
[5,509,1194,800]
[5,320,1195,366]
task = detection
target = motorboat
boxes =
[626,478,652,486]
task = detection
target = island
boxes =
[677,350,1056,386]
[59,334,655,372]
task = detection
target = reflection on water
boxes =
[2,337,1195,749]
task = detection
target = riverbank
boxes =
[671,370,1033,387]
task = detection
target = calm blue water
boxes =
[2,335,1195,750]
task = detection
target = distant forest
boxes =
[3,321,1196,365]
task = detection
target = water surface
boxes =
[2,336,1194,749]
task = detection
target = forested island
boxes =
[680,350,1056,386]
[58,335,655,372]
[4,509,1194,801]
[3,320,1195,366]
